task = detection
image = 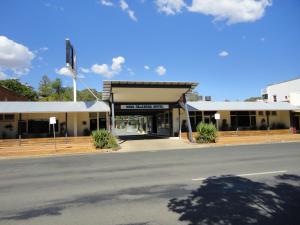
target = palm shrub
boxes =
[195,122,217,143]
[91,129,118,149]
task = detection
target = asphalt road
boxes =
[0,142,300,225]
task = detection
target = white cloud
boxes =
[188,0,272,24]
[91,56,125,78]
[111,56,125,71]
[80,67,90,73]
[44,2,64,11]
[219,51,229,57]
[0,35,35,78]
[39,47,49,51]
[156,65,166,76]
[0,35,35,73]
[119,0,138,21]
[155,0,186,15]
[127,68,135,75]
[120,0,129,10]
[55,67,73,76]
[219,50,229,57]
[0,71,8,80]
[144,65,150,70]
[100,0,113,6]
[127,10,137,21]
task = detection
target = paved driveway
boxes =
[0,142,300,225]
[118,134,195,152]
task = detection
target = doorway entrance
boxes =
[114,110,173,138]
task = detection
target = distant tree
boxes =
[0,79,37,100]
[78,89,102,101]
[38,75,53,97]
[52,78,62,95]
[36,76,102,101]
[186,91,202,101]
[60,87,73,101]
[244,96,262,102]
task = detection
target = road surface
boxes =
[0,142,300,225]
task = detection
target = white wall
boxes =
[263,78,300,104]
[290,92,300,106]
[0,112,107,139]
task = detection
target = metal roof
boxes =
[267,76,300,87]
[187,101,297,111]
[102,80,198,101]
[0,101,110,113]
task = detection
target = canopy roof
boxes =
[0,101,110,113]
[102,80,198,103]
[187,101,297,111]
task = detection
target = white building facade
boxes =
[1,80,300,140]
[262,77,300,106]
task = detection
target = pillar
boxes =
[178,95,193,142]
[97,112,99,130]
[178,108,181,138]
[65,112,68,136]
[106,112,110,131]
[111,93,115,135]
[73,113,78,136]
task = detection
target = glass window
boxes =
[262,94,268,100]
[195,112,202,127]
[258,111,264,116]
[230,111,256,129]
[271,111,277,116]
[89,112,97,118]
[28,120,49,134]
[4,114,14,121]
[18,120,27,134]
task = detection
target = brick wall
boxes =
[0,86,28,101]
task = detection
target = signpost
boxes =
[50,117,56,150]
[214,113,220,131]
[66,38,77,102]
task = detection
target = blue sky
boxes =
[0,0,300,100]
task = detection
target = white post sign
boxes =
[214,113,220,120]
[214,113,220,131]
[49,117,56,149]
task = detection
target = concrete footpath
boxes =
[0,134,299,159]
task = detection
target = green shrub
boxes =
[91,129,118,149]
[195,122,217,143]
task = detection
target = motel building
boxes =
[0,79,300,141]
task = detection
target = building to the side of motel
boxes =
[262,76,300,105]
[0,78,299,140]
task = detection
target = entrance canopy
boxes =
[102,81,198,103]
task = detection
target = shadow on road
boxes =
[168,174,300,225]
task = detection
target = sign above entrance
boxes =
[120,104,169,110]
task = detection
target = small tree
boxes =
[195,122,217,143]
[38,75,53,97]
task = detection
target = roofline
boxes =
[102,80,198,101]
[266,75,300,87]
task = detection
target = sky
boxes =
[0,0,300,101]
